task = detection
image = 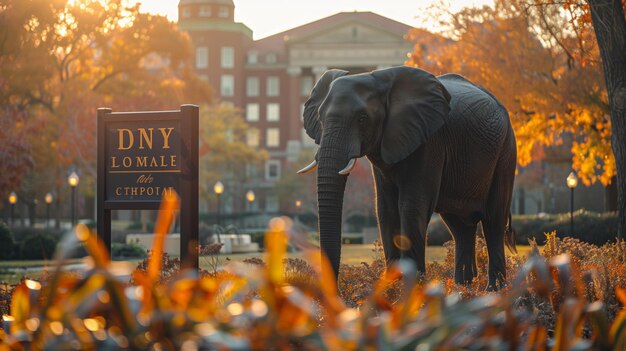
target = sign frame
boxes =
[97,105,199,268]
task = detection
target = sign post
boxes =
[97,105,199,268]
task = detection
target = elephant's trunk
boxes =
[317,133,349,281]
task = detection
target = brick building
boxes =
[177,0,416,214]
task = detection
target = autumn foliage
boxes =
[406,0,615,186]
[0,0,211,201]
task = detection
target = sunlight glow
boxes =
[131,0,494,39]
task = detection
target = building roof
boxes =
[252,11,413,51]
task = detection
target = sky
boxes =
[136,0,494,39]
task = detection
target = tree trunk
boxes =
[588,0,626,238]
[605,176,618,211]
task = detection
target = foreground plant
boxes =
[1,194,625,350]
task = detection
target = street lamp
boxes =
[68,171,79,226]
[245,190,255,229]
[8,192,17,227]
[44,193,53,229]
[246,190,255,204]
[295,199,302,223]
[214,181,224,227]
[566,171,578,236]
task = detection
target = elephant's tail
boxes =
[505,212,517,254]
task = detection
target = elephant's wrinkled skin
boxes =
[301,66,517,290]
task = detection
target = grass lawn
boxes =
[214,244,535,266]
[0,245,536,285]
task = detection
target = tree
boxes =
[587,0,626,236]
[0,107,33,202]
[198,104,268,211]
[273,149,318,217]
[408,0,611,183]
[0,0,211,204]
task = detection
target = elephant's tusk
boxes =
[338,158,357,175]
[297,160,318,174]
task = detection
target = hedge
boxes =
[20,232,58,260]
[426,211,618,246]
[0,221,16,259]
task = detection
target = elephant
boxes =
[298,66,517,290]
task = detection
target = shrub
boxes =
[513,211,618,245]
[426,211,618,246]
[11,227,66,243]
[0,221,16,259]
[426,218,453,245]
[110,243,147,259]
[4,200,626,350]
[19,232,58,260]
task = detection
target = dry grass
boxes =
[1,195,625,350]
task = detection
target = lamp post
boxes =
[566,172,578,237]
[214,181,224,227]
[8,192,17,227]
[68,171,79,226]
[295,199,302,224]
[245,190,255,229]
[44,193,53,229]
[246,190,255,204]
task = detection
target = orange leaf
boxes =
[148,190,180,281]
[265,217,289,284]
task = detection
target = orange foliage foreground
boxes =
[1,194,626,350]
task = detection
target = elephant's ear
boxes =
[303,69,349,144]
[373,66,451,164]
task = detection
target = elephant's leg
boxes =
[395,146,443,276]
[482,215,507,290]
[483,153,516,291]
[373,170,401,267]
[398,204,430,275]
[440,213,478,285]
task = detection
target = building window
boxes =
[220,75,234,96]
[301,76,314,96]
[266,128,280,147]
[199,5,211,17]
[246,103,259,122]
[247,52,258,64]
[265,194,279,212]
[219,6,229,18]
[199,74,209,81]
[265,52,277,64]
[266,103,280,121]
[265,160,281,181]
[221,47,234,68]
[195,47,208,69]
[181,7,191,18]
[246,129,260,147]
[266,76,280,96]
[246,77,259,97]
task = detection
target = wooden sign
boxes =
[97,105,199,268]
